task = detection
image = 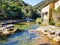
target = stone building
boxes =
[40,0,60,23]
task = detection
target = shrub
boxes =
[49,20,55,25]
[36,18,41,24]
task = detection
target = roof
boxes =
[35,0,58,10]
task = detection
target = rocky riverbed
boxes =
[0,24,60,45]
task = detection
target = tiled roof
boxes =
[35,0,58,10]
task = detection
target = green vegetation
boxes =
[14,22,31,30]
[14,24,30,30]
[49,20,55,25]
[0,0,41,20]
[53,6,60,26]
[53,6,60,13]
[36,18,41,24]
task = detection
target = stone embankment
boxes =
[0,24,17,35]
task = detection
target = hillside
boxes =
[0,0,41,20]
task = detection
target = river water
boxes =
[0,24,60,45]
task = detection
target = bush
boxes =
[49,20,55,25]
[36,18,41,24]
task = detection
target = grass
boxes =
[14,24,30,30]
[14,22,31,30]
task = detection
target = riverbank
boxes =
[0,23,18,36]
[29,31,60,45]
[0,23,60,45]
[36,25,60,42]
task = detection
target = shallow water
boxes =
[0,24,60,45]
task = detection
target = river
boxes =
[0,24,60,45]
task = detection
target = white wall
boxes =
[41,5,49,23]
[41,5,49,13]
[55,0,60,9]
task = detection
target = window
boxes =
[45,12,48,15]
[42,13,44,15]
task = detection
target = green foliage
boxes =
[0,0,41,20]
[53,6,60,13]
[57,6,60,13]
[52,9,57,13]
[52,6,60,23]
[31,9,41,19]
[49,20,55,25]
[36,18,41,24]
[0,0,27,19]
[14,24,30,30]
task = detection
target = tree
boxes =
[52,6,60,24]
[0,0,41,20]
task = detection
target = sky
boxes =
[23,0,42,6]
